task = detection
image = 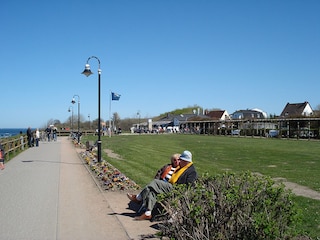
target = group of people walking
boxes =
[26,126,58,148]
[26,127,41,147]
[45,126,58,142]
[127,150,197,220]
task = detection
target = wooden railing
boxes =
[1,135,28,160]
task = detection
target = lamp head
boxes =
[71,98,76,104]
[81,64,93,77]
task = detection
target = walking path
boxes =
[0,137,158,240]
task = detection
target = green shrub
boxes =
[158,171,300,240]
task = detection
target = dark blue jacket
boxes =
[176,164,197,184]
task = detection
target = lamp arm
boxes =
[87,56,101,69]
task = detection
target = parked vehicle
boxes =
[231,129,241,135]
[166,126,180,133]
[269,130,279,137]
[134,128,144,134]
[151,128,159,133]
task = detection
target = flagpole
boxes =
[109,90,112,138]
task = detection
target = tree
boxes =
[112,112,121,130]
[91,118,104,131]
[119,118,136,132]
[46,118,56,127]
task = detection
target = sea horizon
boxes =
[0,128,29,138]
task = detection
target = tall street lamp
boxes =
[68,106,74,133]
[71,94,80,143]
[88,114,91,129]
[82,56,102,163]
[137,111,141,133]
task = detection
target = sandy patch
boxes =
[273,177,320,200]
[267,165,277,168]
[104,149,123,160]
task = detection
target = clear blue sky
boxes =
[1,0,319,128]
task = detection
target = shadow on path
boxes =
[21,160,85,165]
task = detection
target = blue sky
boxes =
[1,0,319,128]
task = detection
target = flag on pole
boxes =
[111,92,121,101]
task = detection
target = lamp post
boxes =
[68,106,74,133]
[71,94,80,143]
[137,111,140,133]
[82,56,102,163]
[88,114,91,129]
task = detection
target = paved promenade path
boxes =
[0,137,158,240]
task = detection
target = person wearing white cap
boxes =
[127,150,198,220]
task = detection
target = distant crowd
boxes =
[26,126,58,148]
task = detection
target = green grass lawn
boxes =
[83,134,320,238]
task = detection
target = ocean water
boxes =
[0,128,28,138]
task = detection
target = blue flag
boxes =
[111,92,121,101]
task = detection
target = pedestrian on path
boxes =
[0,141,5,170]
[35,128,40,147]
[45,126,51,142]
[27,127,32,147]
